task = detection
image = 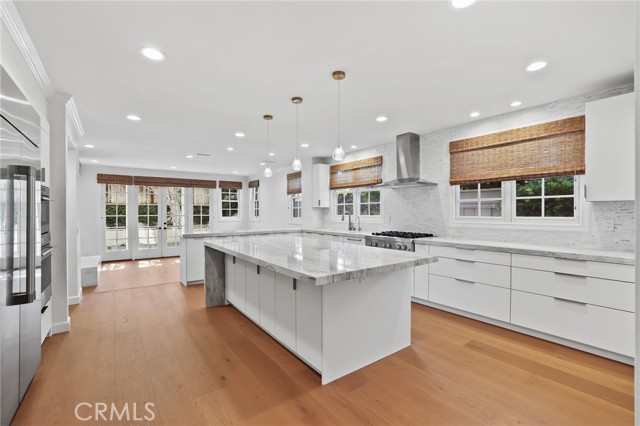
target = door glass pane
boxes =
[137,185,159,249]
[105,184,127,251]
[165,187,185,247]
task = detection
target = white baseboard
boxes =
[52,316,71,334]
[68,294,82,305]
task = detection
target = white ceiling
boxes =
[16,1,635,176]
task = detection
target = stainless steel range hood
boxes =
[377,132,437,188]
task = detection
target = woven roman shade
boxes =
[97,174,133,185]
[449,116,586,185]
[329,156,383,190]
[219,180,243,190]
[286,172,302,195]
[248,180,260,188]
[96,174,215,188]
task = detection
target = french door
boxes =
[133,185,185,259]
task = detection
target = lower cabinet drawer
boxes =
[512,267,634,312]
[430,245,511,266]
[429,274,510,322]
[430,258,511,289]
[512,254,634,282]
[511,290,634,357]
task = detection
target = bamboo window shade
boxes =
[219,180,243,190]
[97,174,133,185]
[287,172,302,195]
[449,116,586,185]
[329,156,383,190]
[96,174,216,188]
[248,180,260,188]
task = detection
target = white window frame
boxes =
[218,188,242,222]
[451,176,584,230]
[190,187,214,233]
[331,187,383,222]
[289,193,302,224]
[454,182,505,223]
[249,187,260,222]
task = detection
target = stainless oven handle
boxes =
[41,247,53,259]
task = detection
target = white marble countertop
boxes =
[183,228,369,239]
[414,237,635,265]
[205,234,437,285]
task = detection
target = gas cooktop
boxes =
[371,231,434,239]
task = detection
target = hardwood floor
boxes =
[12,259,633,425]
[89,257,180,293]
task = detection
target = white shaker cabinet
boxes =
[259,269,277,335]
[234,258,247,314]
[414,245,429,300]
[275,273,297,351]
[585,92,635,201]
[312,164,330,208]
[225,255,237,306]
[245,263,260,323]
[295,280,322,370]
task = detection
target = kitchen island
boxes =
[204,233,437,384]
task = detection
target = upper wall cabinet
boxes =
[585,92,635,202]
[312,164,330,208]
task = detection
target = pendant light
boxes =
[291,96,303,171]
[332,70,346,161]
[263,114,273,177]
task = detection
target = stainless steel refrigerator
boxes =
[0,66,42,426]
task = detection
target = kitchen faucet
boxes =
[341,210,356,231]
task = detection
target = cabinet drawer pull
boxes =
[346,237,362,242]
[553,297,587,306]
[257,265,260,275]
[455,278,475,285]
[456,259,476,264]
[554,272,586,279]
[293,278,297,291]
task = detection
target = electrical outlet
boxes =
[604,219,615,231]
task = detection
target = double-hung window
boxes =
[219,188,241,220]
[250,187,259,221]
[192,188,211,233]
[290,193,302,222]
[514,176,577,220]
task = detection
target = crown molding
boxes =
[1,0,54,98]
[66,97,85,137]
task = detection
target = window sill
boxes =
[218,217,242,222]
[249,217,260,222]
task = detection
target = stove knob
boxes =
[372,242,378,247]
[401,244,408,250]
[366,241,372,246]
[396,243,402,250]
[384,243,390,248]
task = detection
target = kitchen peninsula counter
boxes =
[204,234,437,384]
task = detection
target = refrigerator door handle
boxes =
[6,165,37,306]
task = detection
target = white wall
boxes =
[77,165,247,256]
[320,83,635,251]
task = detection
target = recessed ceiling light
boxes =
[170,166,176,169]
[470,111,480,118]
[232,171,238,174]
[300,143,310,148]
[83,144,95,148]
[227,147,234,151]
[234,132,245,138]
[140,47,166,61]
[452,0,477,8]
[185,155,194,159]
[351,145,357,149]
[375,116,388,122]
[269,152,275,157]
[511,101,522,107]
[126,115,141,121]
[259,162,265,166]
[526,61,547,72]
[90,160,98,163]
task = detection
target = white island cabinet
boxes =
[205,234,436,384]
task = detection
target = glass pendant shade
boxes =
[292,157,302,171]
[332,144,345,161]
[263,165,273,177]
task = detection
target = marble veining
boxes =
[415,237,634,265]
[205,234,437,285]
[183,228,369,239]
